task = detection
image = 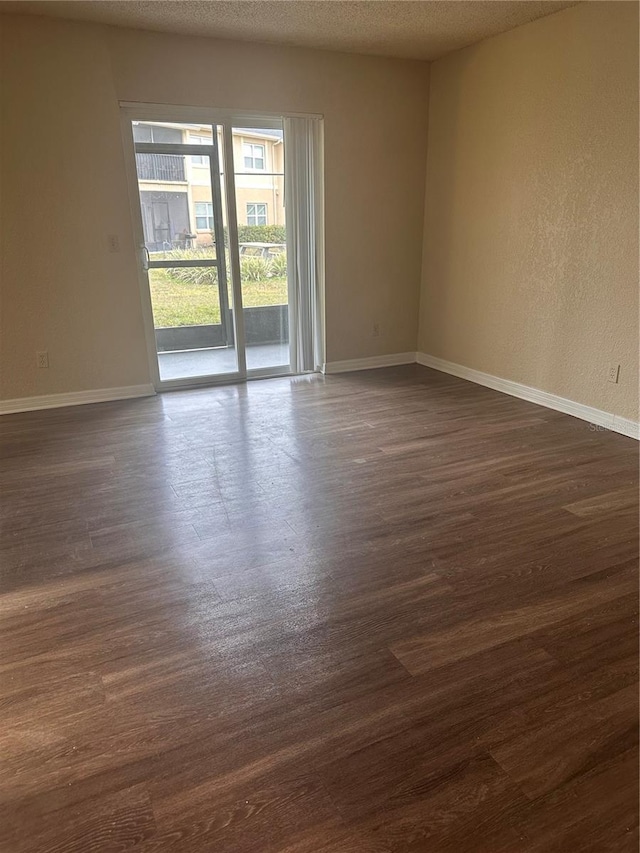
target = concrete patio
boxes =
[157,342,290,380]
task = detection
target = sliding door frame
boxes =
[133,136,233,350]
[220,122,247,378]
[120,102,322,392]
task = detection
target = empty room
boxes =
[0,1,638,850]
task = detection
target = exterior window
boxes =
[246,203,267,226]
[195,202,214,230]
[133,124,182,144]
[190,135,209,165]
[243,143,265,170]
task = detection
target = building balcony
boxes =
[135,152,185,182]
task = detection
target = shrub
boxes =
[224,225,286,246]
[169,265,218,287]
[163,247,217,263]
[269,252,288,278]
[240,256,272,282]
[159,246,287,286]
[163,248,219,287]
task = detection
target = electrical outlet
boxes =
[107,234,120,253]
[37,351,49,369]
[607,364,620,384]
[372,323,380,337]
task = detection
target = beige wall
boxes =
[418,2,639,421]
[0,16,151,398]
[0,14,429,400]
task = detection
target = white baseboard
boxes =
[3,357,637,441]
[323,352,417,374]
[416,352,639,440]
[0,384,156,415]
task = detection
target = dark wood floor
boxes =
[1,365,638,852]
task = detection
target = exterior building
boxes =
[134,122,285,251]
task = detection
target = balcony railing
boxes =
[136,152,185,183]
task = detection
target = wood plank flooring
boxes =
[0,364,638,852]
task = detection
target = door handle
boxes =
[140,245,150,271]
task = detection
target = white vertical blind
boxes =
[284,117,325,372]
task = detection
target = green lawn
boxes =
[149,269,288,328]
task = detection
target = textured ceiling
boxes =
[0,1,581,61]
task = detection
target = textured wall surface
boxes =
[0,14,429,401]
[0,16,151,398]
[418,2,639,420]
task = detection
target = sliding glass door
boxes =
[128,113,294,387]
[133,122,238,382]
[230,125,290,372]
